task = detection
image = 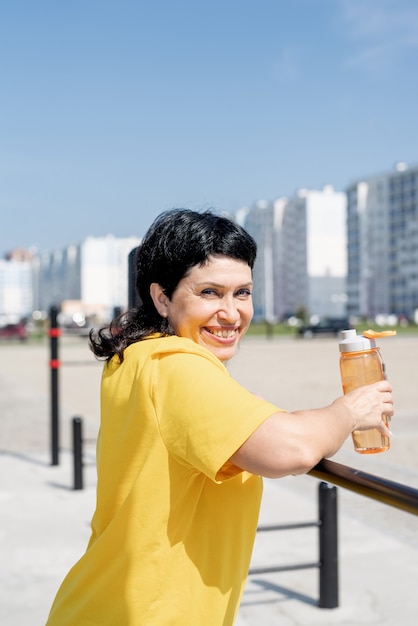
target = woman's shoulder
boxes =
[126,335,223,365]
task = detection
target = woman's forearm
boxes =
[230,380,394,478]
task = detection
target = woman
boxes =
[46,209,393,625]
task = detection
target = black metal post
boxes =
[49,305,61,466]
[72,416,83,490]
[318,482,339,608]
[128,246,141,308]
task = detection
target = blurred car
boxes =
[297,317,351,339]
[0,322,28,341]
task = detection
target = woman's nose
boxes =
[218,297,239,322]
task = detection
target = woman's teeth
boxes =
[208,328,236,338]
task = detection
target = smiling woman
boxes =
[46,209,394,626]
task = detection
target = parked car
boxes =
[297,317,351,339]
[0,322,28,341]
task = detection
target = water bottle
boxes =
[339,328,396,454]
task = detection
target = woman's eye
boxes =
[201,288,218,297]
[200,288,251,298]
[236,289,252,298]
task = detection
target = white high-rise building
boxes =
[0,248,33,325]
[35,235,141,323]
[0,255,33,322]
[240,185,346,321]
[300,185,347,317]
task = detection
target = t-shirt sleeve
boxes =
[151,347,280,482]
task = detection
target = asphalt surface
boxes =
[1,333,418,625]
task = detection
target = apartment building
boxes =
[303,185,347,318]
[240,185,346,321]
[34,235,141,324]
[0,249,33,322]
[3,164,416,327]
[239,198,306,321]
[346,163,418,320]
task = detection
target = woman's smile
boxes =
[204,326,238,339]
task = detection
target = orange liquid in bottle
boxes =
[340,348,390,454]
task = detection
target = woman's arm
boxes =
[229,380,394,478]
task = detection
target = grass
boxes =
[247,320,418,338]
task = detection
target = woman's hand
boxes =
[334,380,394,435]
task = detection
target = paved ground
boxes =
[1,333,418,625]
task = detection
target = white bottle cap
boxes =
[339,329,376,352]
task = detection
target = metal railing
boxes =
[247,459,418,609]
[309,458,418,516]
[248,481,339,608]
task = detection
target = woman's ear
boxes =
[150,283,169,318]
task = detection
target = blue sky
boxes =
[1,0,417,255]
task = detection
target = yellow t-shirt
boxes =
[46,336,279,626]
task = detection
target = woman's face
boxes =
[152,255,253,362]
